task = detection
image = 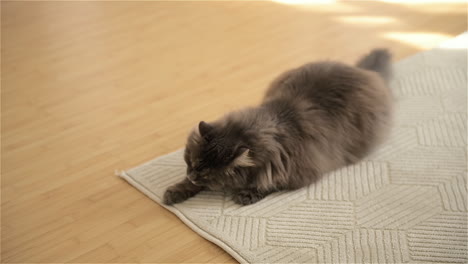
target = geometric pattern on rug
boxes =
[120,34,468,263]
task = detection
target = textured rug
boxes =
[119,34,467,263]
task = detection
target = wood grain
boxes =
[1,1,466,262]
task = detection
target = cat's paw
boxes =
[232,190,264,205]
[163,187,189,205]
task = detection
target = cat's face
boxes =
[184,121,254,189]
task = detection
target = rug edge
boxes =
[117,170,249,264]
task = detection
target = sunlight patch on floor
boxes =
[271,0,335,4]
[269,0,362,12]
[438,32,468,49]
[382,32,454,49]
[336,16,397,25]
[376,0,465,3]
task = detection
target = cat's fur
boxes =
[163,49,393,206]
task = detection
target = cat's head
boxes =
[183,121,255,188]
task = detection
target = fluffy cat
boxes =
[163,49,393,206]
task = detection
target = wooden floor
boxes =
[1,1,466,262]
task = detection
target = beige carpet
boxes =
[119,34,468,263]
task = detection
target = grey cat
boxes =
[163,49,393,206]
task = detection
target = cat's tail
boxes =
[356,48,392,82]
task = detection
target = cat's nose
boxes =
[189,178,201,186]
[187,173,199,185]
[191,180,201,186]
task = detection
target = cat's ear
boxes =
[191,125,202,144]
[198,121,213,138]
[232,148,255,167]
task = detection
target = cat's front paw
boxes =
[232,190,264,205]
[163,187,189,205]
